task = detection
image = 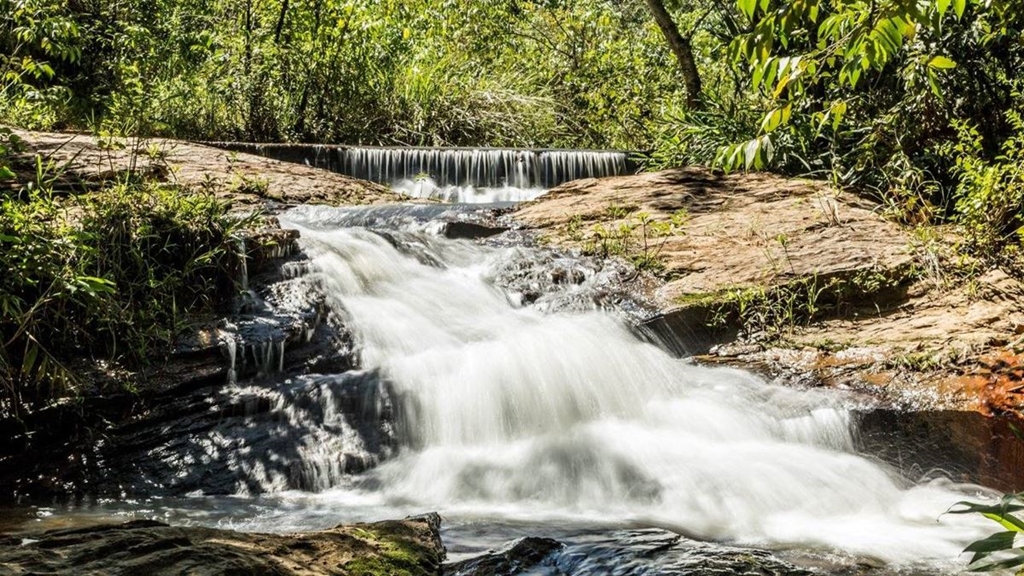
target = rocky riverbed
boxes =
[0,515,445,576]
[2,132,1021,574]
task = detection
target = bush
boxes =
[0,181,246,418]
[946,110,1024,257]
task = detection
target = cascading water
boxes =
[375,149,628,203]
[215,142,632,203]
[17,203,999,573]
[347,147,629,202]
[242,204,994,571]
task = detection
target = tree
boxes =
[644,0,703,109]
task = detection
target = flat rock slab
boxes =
[0,516,444,576]
[8,130,401,208]
[515,167,913,301]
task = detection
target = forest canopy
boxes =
[1,0,1022,247]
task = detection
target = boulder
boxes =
[0,514,444,576]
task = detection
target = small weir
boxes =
[206,142,635,202]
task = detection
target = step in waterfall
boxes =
[206,142,634,203]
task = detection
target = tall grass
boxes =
[0,179,249,419]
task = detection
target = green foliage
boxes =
[706,266,906,336]
[0,0,702,151]
[949,494,1024,572]
[0,0,81,102]
[711,0,1024,232]
[944,110,1024,255]
[0,180,246,418]
[580,208,689,272]
[719,0,981,172]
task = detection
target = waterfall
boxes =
[341,147,630,202]
[333,148,628,189]
[216,142,633,203]
[268,205,991,570]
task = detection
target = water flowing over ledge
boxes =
[204,142,635,203]
[0,202,1001,575]
[269,205,991,570]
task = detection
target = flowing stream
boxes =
[258,206,992,571]
[8,199,1004,572]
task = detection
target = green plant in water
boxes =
[948,494,1024,573]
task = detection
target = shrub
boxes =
[946,110,1024,257]
[0,181,247,418]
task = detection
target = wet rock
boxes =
[445,537,562,575]
[85,370,397,497]
[242,223,301,274]
[638,307,736,357]
[551,529,812,576]
[0,219,369,502]
[485,246,655,322]
[854,408,1024,492]
[443,221,508,240]
[0,515,445,576]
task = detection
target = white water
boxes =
[331,147,628,203]
[391,177,547,203]
[274,206,993,571]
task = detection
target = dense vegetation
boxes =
[3,0,1021,240]
[2,0,1024,561]
[0,0,1021,381]
[0,0,1020,395]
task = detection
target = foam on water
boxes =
[273,205,994,570]
[392,178,547,203]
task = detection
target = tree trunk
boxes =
[644,0,703,109]
[274,0,289,44]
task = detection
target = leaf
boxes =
[983,511,1024,532]
[738,0,757,20]
[966,549,1024,572]
[953,0,967,17]
[832,101,848,132]
[0,165,15,179]
[743,139,760,169]
[927,69,943,97]
[964,531,1018,565]
[928,55,957,69]
[21,343,39,378]
[949,497,1024,533]
[760,108,782,133]
[75,276,117,297]
[937,0,952,17]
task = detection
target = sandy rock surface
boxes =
[8,130,400,208]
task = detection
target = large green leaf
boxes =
[967,549,1024,572]
[738,0,757,21]
[964,531,1018,565]
[928,55,957,69]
